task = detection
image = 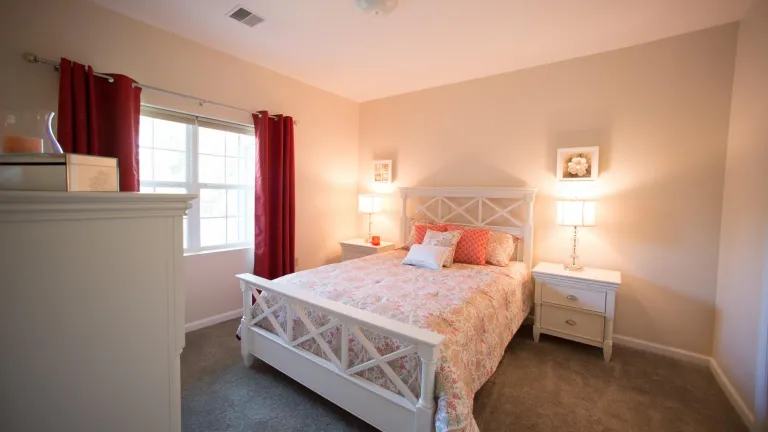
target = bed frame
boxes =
[236,187,536,432]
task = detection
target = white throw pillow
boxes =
[402,244,450,270]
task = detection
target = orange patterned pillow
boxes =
[445,225,490,265]
[404,221,446,249]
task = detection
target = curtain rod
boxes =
[23,52,297,125]
[23,52,115,83]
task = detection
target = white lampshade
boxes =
[358,194,382,214]
[557,200,596,227]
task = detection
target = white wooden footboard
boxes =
[236,273,445,432]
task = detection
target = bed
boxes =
[236,187,537,432]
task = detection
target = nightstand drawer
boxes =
[541,304,604,342]
[339,240,396,262]
[343,244,377,254]
[542,282,606,313]
[342,249,372,261]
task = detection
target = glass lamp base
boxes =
[563,264,584,272]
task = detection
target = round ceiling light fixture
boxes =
[356,0,399,16]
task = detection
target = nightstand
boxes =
[339,239,396,262]
[532,262,621,362]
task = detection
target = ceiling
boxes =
[90,0,751,102]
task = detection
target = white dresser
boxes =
[339,238,396,262]
[532,262,621,362]
[0,191,196,432]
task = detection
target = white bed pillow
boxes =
[401,244,450,270]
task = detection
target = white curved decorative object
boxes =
[44,112,63,154]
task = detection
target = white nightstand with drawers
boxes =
[339,239,396,262]
[532,262,621,362]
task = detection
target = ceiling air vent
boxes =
[227,5,264,28]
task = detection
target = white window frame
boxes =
[139,105,255,254]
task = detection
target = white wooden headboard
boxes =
[399,187,537,269]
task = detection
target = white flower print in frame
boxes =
[556,146,599,181]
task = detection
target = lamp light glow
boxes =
[358,194,382,214]
[359,194,382,243]
[556,200,597,271]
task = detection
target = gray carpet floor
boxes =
[182,319,746,432]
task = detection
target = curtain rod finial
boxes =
[22,52,40,64]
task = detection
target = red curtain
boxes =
[57,58,142,192]
[252,110,296,280]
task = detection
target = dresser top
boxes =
[533,262,621,286]
[340,239,396,249]
[0,190,197,203]
[0,191,198,221]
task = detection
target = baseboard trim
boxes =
[612,334,753,429]
[185,309,242,333]
[709,358,755,428]
[612,334,710,366]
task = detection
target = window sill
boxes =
[184,244,253,257]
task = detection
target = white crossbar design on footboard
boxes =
[237,273,445,432]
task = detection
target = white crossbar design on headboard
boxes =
[400,187,537,269]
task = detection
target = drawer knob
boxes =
[565,319,577,326]
[566,295,578,301]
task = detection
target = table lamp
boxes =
[358,194,382,244]
[557,200,596,271]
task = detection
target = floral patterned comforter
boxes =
[251,250,532,432]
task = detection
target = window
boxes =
[139,107,255,253]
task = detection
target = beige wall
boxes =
[713,0,768,421]
[0,0,360,324]
[359,25,738,355]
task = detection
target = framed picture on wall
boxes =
[556,147,599,181]
[372,160,393,184]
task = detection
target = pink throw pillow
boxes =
[412,223,447,246]
[422,229,463,267]
[445,225,490,265]
[404,220,443,249]
[486,231,519,267]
